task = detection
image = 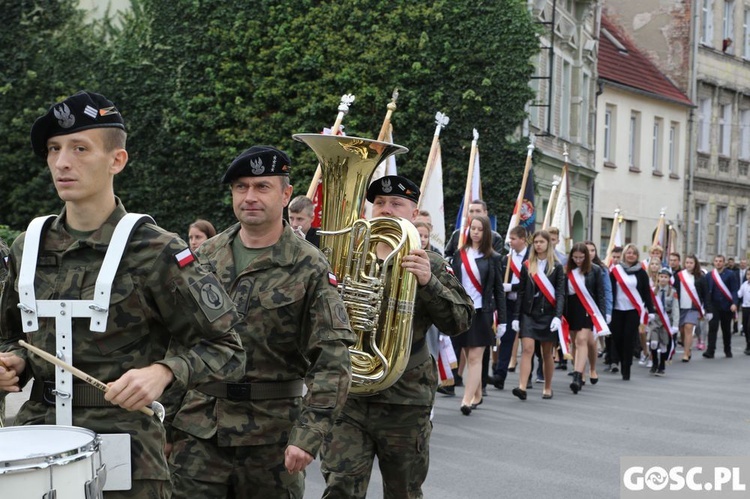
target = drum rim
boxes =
[0,425,99,475]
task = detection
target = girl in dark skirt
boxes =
[565,243,606,394]
[450,215,506,415]
[511,230,565,400]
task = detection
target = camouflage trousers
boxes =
[168,430,303,499]
[105,480,170,498]
[320,399,432,499]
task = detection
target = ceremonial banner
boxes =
[419,143,446,253]
[551,164,570,254]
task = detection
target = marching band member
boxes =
[674,255,711,361]
[609,244,654,381]
[565,243,607,394]
[511,230,565,400]
[450,215,506,414]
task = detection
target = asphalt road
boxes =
[4,341,749,498]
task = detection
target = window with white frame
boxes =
[720,104,732,156]
[724,0,735,53]
[716,206,728,254]
[736,207,747,257]
[604,105,615,163]
[560,59,571,138]
[629,111,640,168]
[652,118,663,172]
[702,0,715,46]
[694,203,707,258]
[669,123,678,175]
[744,9,750,60]
[698,98,711,152]
[740,108,750,160]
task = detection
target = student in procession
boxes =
[565,243,606,394]
[511,230,565,401]
[188,218,216,251]
[0,91,245,498]
[648,268,679,376]
[609,243,654,381]
[288,194,320,247]
[673,254,711,361]
[737,268,750,355]
[639,257,663,368]
[669,252,682,277]
[704,254,740,358]
[443,199,503,260]
[584,241,612,384]
[450,215,506,415]
[489,225,529,390]
[604,245,623,372]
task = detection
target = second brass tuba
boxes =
[293,134,420,395]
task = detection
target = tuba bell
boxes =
[293,134,421,395]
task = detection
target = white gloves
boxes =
[705,313,713,322]
[550,317,561,332]
[647,313,655,322]
[496,323,507,339]
[671,326,678,335]
[606,314,612,324]
[503,283,512,293]
[511,320,520,332]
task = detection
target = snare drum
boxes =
[0,425,105,499]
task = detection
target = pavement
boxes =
[3,341,749,498]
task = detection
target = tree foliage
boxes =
[0,0,539,238]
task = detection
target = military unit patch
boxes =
[445,264,454,276]
[83,105,98,119]
[175,248,195,268]
[328,272,338,287]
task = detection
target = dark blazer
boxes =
[305,227,320,248]
[501,246,530,293]
[515,260,566,318]
[565,266,606,317]
[673,271,713,314]
[451,249,507,323]
[610,265,654,313]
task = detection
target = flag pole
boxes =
[504,135,536,282]
[459,129,480,248]
[604,209,622,267]
[419,111,450,200]
[562,145,573,253]
[652,208,667,247]
[306,94,355,199]
[377,89,398,143]
[542,176,560,230]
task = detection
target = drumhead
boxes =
[0,425,98,473]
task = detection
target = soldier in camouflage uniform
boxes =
[0,91,245,498]
[320,175,475,499]
[168,146,355,498]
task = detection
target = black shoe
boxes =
[542,390,553,399]
[470,398,483,410]
[569,372,582,394]
[508,366,516,372]
[460,405,472,415]
[454,375,463,387]
[493,377,505,390]
[702,351,714,359]
[437,386,455,396]
[556,363,568,371]
[589,376,599,385]
[611,365,619,374]
[649,365,657,375]
[512,388,527,401]
[622,373,630,381]
[655,370,665,377]
[726,351,733,358]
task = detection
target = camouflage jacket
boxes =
[0,200,245,480]
[171,222,355,457]
[360,250,474,406]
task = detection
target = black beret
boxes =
[30,91,126,158]
[221,146,291,183]
[366,175,420,204]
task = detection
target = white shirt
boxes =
[460,247,483,309]
[614,268,637,311]
[738,281,750,308]
[679,272,695,310]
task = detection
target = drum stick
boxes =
[19,340,155,417]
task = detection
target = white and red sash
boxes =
[611,265,649,325]
[525,261,571,357]
[710,269,734,304]
[437,334,457,386]
[677,270,705,318]
[651,286,677,360]
[460,249,483,295]
[567,268,611,337]
[509,257,522,282]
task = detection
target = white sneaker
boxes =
[638,353,648,366]
[646,359,653,368]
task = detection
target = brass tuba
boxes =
[293,134,420,395]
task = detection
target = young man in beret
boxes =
[168,146,356,498]
[0,91,245,498]
[320,175,474,498]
